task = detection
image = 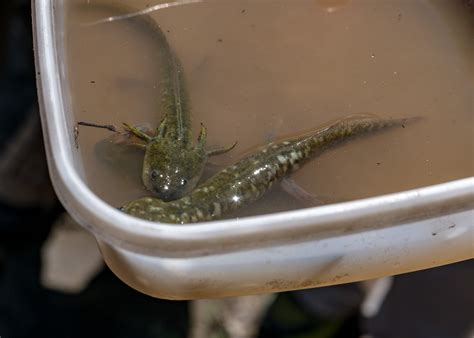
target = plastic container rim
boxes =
[33,0,474,255]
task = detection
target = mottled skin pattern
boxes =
[122,13,234,201]
[122,115,415,224]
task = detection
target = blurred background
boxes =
[0,1,472,337]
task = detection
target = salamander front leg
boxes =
[207,141,238,157]
[122,123,153,142]
[195,122,237,156]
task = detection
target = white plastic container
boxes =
[33,0,474,300]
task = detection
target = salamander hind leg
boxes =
[196,123,208,150]
[156,116,168,138]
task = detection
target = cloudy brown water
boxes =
[66,0,473,218]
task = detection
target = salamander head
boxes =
[142,140,206,201]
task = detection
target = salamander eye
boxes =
[180,178,187,186]
[151,170,158,180]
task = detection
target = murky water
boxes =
[66,0,473,218]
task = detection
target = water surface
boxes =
[66,0,473,217]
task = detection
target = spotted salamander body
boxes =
[122,115,414,223]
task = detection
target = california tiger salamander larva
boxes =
[122,115,416,224]
[99,4,235,201]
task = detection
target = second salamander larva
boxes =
[122,114,417,224]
